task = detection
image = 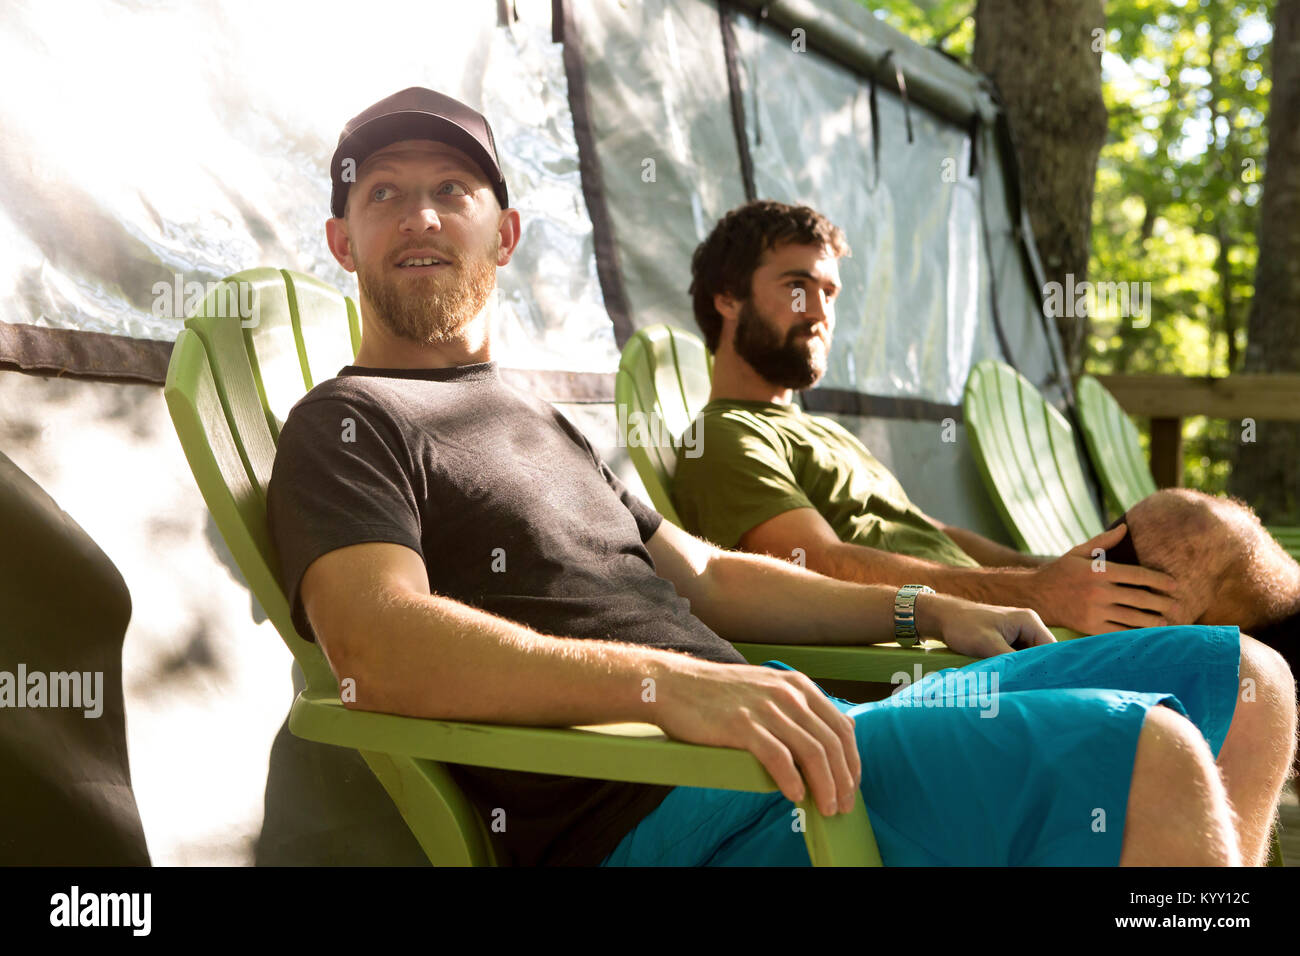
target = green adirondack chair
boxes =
[163,268,881,866]
[962,360,1106,557]
[1076,375,1300,561]
[615,325,712,528]
[616,324,985,677]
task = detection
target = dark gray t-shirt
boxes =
[265,361,746,866]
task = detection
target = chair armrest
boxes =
[730,641,972,680]
[290,689,883,866]
[289,690,775,792]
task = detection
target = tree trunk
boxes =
[1229,0,1300,523]
[1217,225,1237,373]
[974,0,1108,377]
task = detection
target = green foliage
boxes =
[1090,0,1271,494]
[862,0,1275,494]
[857,0,975,59]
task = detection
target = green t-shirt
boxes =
[672,398,979,568]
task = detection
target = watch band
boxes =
[893,584,935,647]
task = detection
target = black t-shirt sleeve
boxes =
[546,403,670,546]
[266,395,424,642]
[599,459,664,544]
[552,408,664,544]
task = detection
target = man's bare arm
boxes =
[300,540,863,814]
[921,516,1048,569]
[737,507,1037,603]
[303,541,693,725]
[645,518,1054,659]
[736,508,1179,634]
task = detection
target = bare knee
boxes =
[1128,488,1219,533]
[1235,635,1298,744]
[1126,490,1292,626]
[1123,704,1240,866]
[1127,490,1232,568]
[1137,703,1219,772]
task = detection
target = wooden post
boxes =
[1149,417,1183,488]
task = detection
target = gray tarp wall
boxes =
[575,0,1075,530]
[0,0,1076,863]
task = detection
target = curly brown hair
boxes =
[689,200,850,352]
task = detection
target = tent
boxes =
[0,0,1076,863]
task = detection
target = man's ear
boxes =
[325,217,356,273]
[495,208,523,267]
[713,291,740,323]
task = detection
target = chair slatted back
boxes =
[615,325,713,526]
[164,326,335,694]
[963,360,1104,555]
[1076,374,1158,516]
[166,267,364,692]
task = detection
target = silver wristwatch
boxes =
[893,584,935,648]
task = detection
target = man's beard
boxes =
[732,297,828,391]
[356,240,498,346]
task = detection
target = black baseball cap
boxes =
[329,87,509,218]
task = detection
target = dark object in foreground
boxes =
[0,450,149,865]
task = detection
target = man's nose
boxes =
[400,200,442,232]
[804,291,831,321]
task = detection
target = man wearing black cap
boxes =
[325,86,514,367]
[265,88,1294,868]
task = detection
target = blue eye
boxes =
[438,182,469,196]
[371,185,394,202]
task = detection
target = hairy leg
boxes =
[1121,705,1241,866]
[1213,636,1298,865]
[1123,488,1300,629]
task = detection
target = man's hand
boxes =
[1030,524,1177,634]
[915,592,1056,658]
[652,658,861,817]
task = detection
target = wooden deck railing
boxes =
[1092,374,1300,488]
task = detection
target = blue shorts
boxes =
[600,625,1241,866]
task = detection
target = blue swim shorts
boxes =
[601,624,1241,866]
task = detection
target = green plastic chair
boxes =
[963,360,1106,557]
[163,269,881,866]
[1076,375,1300,561]
[617,324,982,678]
[615,325,711,527]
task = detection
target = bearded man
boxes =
[673,200,1300,660]
[264,90,1294,867]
